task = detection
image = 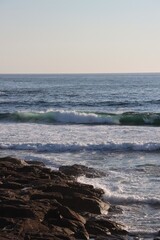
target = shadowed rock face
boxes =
[0,156,128,240]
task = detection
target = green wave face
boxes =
[119,112,160,126]
[0,111,160,126]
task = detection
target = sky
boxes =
[0,0,160,74]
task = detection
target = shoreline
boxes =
[0,156,126,240]
[0,156,159,240]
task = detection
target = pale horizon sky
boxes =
[0,0,160,74]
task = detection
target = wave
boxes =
[1,110,160,126]
[77,176,160,207]
[103,190,160,206]
[1,142,160,153]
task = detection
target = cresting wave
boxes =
[103,189,160,206]
[1,110,160,126]
[77,176,160,207]
[1,142,160,153]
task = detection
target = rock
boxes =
[0,205,36,219]
[0,218,15,229]
[51,225,75,238]
[0,181,22,189]
[30,192,63,202]
[0,156,128,240]
[15,219,49,235]
[0,156,27,166]
[45,205,86,224]
[67,181,105,198]
[63,194,110,214]
[24,232,63,240]
[86,217,128,237]
[46,217,89,240]
[59,164,106,178]
[25,160,46,167]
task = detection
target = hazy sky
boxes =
[0,0,160,73]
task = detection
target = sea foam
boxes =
[1,110,160,126]
[1,142,160,153]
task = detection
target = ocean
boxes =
[0,73,160,239]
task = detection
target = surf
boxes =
[1,142,160,153]
[1,110,160,126]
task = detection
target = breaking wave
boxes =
[1,142,160,153]
[1,110,160,126]
[103,190,160,206]
[77,176,160,207]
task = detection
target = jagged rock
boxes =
[12,219,49,236]
[30,192,63,202]
[86,217,128,236]
[24,232,64,240]
[67,181,105,198]
[0,157,128,240]
[0,217,15,229]
[25,160,46,167]
[0,156,27,166]
[59,164,106,178]
[63,194,110,214]
[45,205,86,224]
[0,181,22,189]
[0,205,36,219]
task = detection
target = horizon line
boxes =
[0,71,160,75]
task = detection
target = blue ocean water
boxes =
[0,73,160,238]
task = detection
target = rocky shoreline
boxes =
[0,156,159,240]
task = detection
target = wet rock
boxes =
[0,156,27,166]
[15,219,49,235]
[59,164,106,178]
[0,181,22,189]
[0,205,36,219]
[45,205,86,225]
[30,192,63,202]
[25,160,46,167]
[0,218,15,229]
[0,157,128,240]
[24,232,63,240]
[62,193,110,214]
[86,217,128,236]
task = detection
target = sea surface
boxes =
[0,73,160,239]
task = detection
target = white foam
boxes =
[77,176,160,206]
[14,110,118,125]
[52,110,117,124]
[1,142,160,153]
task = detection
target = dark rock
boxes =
[0,181,22,189]
[30,192,63,202]
[86,217,128,236]
[51,225,75,239]
[0,156,26,166]
[1,199,27,206]
[25,160,46,167]
[0,218,15,229]
[45,205,86,225]
[24,232,63,240]
[14,219,49,235]
[46,217,89,240]
[63,194,110,214]
[0,156,128,240]
[59,164,106,178]
[0,205,36,219]
[67,181,105,198]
